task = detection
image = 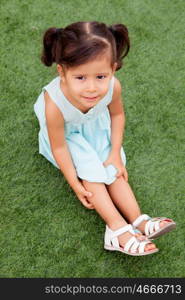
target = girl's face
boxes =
[58,51,116,113]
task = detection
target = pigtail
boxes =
[108,24,130,70]
[41,27,62,66]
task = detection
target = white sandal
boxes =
[132,214,176,239]
[104,224,158,256]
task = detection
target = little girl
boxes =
[34,21,176,256]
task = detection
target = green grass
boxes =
[0,0,185,278]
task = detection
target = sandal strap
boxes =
[124,237,151,254]
[109,224,135,239]
[105,224,136,248]
[145,217,166,235]
[138,240,151,254]
[124,236,137,252]
[130,239,140,253]
[132,214,151,228]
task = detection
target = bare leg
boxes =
[106,176,141,223]
[106,176,167,233]
[82,180,156,251]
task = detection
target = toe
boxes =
[160,220,170,229]
[145,242,156,252]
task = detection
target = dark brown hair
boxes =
[41,21,130,70]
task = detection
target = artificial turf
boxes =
[0,0,185,277]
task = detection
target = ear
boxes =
[112,62,117,74]
[57,64,64,77]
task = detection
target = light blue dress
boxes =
[34,76,126,185]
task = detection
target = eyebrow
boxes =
[72,72,110,76]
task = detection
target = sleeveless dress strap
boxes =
[104,76,115,106]
[42,77,65,113]
[43,77,79,122]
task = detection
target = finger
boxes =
[87,204,95,209]
[81,197,94,209]
[103,160,111,167]
[85,197,94,209]
[84,202,94,209]
[84,191,93,197]
[81,191,94,208]
[116,170,122,178]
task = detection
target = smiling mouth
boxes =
[83,96,98,101]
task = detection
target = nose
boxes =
[86,79,96,93]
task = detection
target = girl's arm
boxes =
[108,77,125,154]
[45,91,79,188]
[44,92,94,208]
[104,77,128,181]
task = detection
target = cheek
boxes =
[70,82,82,95]
[99,82,109,94]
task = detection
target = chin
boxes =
[86,102,97,108]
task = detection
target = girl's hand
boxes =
[103,152,128,182]
[72,181,94,209]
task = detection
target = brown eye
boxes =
[97,75,106,79]
[75,76,85,80]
